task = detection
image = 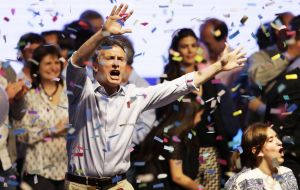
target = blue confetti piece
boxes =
[206,169,216,174]
[283,95,289,101]
[159,5,169,8]
[100,45,113,50]
[174,121,181,127]
[153,183,164,189]
[13,128,26,135]
[173,104,179,112]
[133,161,146,166]
[111,175,122,183]
[229,30,240,40]
[258,14,263,19]
[251,32,257,40]
[134,52,143,57]
[7,180,19,186]
[151,27,157,33]
[108,134,119,138]
[247,3,257,6]
[154,136,163,143]
[287,104,297,112]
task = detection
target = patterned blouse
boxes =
[13,85,68,180]
[225,166,298,190]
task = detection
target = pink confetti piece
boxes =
[212,79,221,84]
[216,135,223,141]
[140,22,148,26]
[3,17,9,22]
[217,159,227,165]
[11,8,15,15]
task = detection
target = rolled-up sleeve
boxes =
[137,72,197,111]
[66,54,88,104]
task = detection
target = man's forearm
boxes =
[193,61,222,88]
[72,28,106,66]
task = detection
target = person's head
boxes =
[109,36,135,83]
[200,18,228,61]
[241,123,284,169]
[17,33,45,62]
[255,22,275,50]
[286,15,300,56]
[30,45,64,88]
[165,28,199,80]
[41,30,62,45]
[170,28,198,65]
[63,20,94,51]
[79,10,104,32]
[92,36,127,93]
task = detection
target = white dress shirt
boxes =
[66,58,196,177]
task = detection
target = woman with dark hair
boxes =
[137,28,239,190]
[225,123,298,190]
[13,44,68,190]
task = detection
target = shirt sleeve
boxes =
[135,72,197,111]
[66,53,88,104]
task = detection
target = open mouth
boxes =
[279,147,284,156]
[110,70,120,80]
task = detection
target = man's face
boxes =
[200,24,226,61]
[259,128,284,166]
[94,45,127,89]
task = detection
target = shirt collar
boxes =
[93,80,126,96]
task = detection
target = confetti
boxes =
[282,135,295,145]
[172,56,183,62]
[285,74,298,80]
[133,161,146,166]
[157,173,168,179]
[163,145,174,152]
[158,155,165,160]
[206,169,216,174]
[3,17,9,22]
[154,136,163,143]
[217,159,227,165]
[153,183,164,189]
[112,175,122,183]
[229,30,240,40]
[277,84,286,93]
[240,16,248,25]
[11,8,16,15]
[159,5,169,8]
[283,95,289,101]
[287,104,297,113]
[271,54,281,61]
[216,135,223,141]
[34,175,38,184]
[233,110,242,116]
[140,22,148,26]
[172,135,181,142]
[231,83,241,92]
[13,128,26,135]
[151,27,157,33]
[211,79,221,84]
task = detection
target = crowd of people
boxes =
[0,3,300,190]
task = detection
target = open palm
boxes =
[220,43,247,71]
[104,4,133,35]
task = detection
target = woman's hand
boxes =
[104,4,133,35]
[219,43,247,71]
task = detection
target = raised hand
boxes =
[104,4,133,35]
[219,43,247,71]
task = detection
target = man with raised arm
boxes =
[65,4,246,190]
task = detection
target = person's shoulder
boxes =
[225,168,252,189]
[277,166,293,174]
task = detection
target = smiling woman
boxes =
[225,123,298,190]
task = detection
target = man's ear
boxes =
[252,147,264,157]
[93,62,99,72]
